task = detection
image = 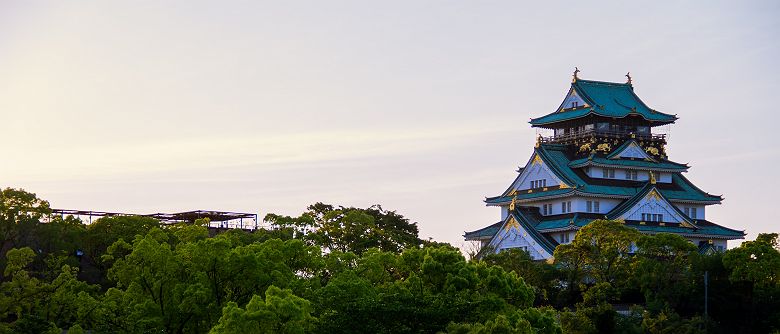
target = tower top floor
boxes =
[531,75,677,146]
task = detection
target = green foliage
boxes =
[2,188,780,334]
[723,233,780,287]
[210,285,315,334]
[634,233,698,311]
[296,203,424,255]
[554,220,640,288]
[640,308,704,334]
[445,306,562,334]
[481,248,558,305]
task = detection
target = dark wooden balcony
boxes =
[540,129,666,144]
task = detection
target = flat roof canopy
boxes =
[50,209,258,228]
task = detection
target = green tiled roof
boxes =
[534,216,589,231]
[530,79,677,126]
[467,214,744,243]
[464,221,502,239]
[486,188,573,204]
[627,221,745,239]
[569,156,689,172]
[486,143,721,205]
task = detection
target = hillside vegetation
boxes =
[0,188,778,333]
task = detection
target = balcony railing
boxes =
[540,129,666,143]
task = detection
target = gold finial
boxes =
[625,72,632,84]
[650,171,656,184]
[572,67,580,83]
[509,196,517,211]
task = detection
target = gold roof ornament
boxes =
[504,217,520,232]
[650,171,657,184]
[626,72,632,84]
[535,134,542,148]
[509,196,517,211]
[572,67,580,83]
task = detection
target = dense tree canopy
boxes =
[0,187,778,333]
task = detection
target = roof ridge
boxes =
[575,78,631,86]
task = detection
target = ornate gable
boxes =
[486,215,554,260]
[505,153,567,195]
[558,88,589,111]
[613,188,693,226]
[607,140,653,160]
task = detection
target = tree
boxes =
[723,233,780,287]
[634,233,697,311]
[0,188,51,270]
[0,247,96,331]
[304,203,423,255]
[481,248,559,305]
[81,215,161,285]
[554,220,641,288]
[209,285,315,334]
[721,233,780,333]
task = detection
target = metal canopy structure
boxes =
[51,209,259,229]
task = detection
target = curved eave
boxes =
[486,189,722,207]
[631,227,746,240]
[568,160,689,173]
[529,109,677,128]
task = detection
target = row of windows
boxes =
[641,213,664,222]
[586,200,600,213]
[596,168,642,181]
[530,179,547,189]
[540,201,599,215]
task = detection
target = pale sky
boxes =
[2,1,778,247]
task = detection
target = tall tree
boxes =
[634,233,697,311]
[0,188,51,268]
[554,220,641,288]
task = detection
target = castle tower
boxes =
[465,73,745,260]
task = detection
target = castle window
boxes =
[542,204,551,215]
[684,207,689,217]
[586,200,601,213]
[602,168,615,178]
[625,170,638,180]
[559,233,570,243]
[641,213,662,222]
[571,101,578,108]
[530,179,547,189]
[690,207,697,219]
[561,201,572,213]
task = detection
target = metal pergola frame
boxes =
[50,209,259,230]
